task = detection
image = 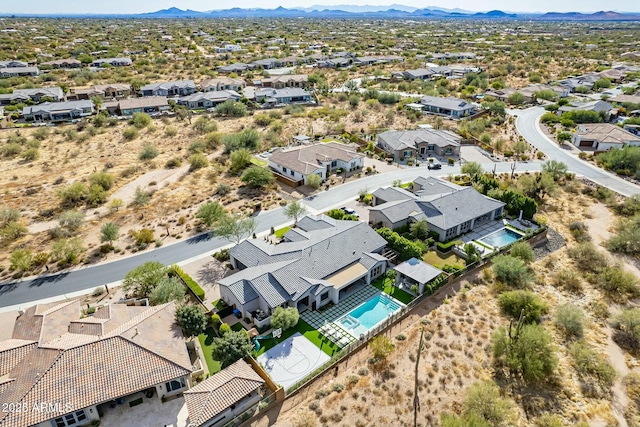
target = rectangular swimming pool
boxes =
[479,227,523,248]
[337,293,403,338]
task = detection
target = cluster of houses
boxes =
[0,57,134,78]
[8,74,315,122]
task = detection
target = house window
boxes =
[166,377,186,392]
[428,145,435,151]
[282,167,287,173]
[54,410,87,427]
[331,160,337,167]
[320,291,329,301]
[290,170,294,176]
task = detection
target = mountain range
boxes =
[3,5,640,20]
[139,6,640,20]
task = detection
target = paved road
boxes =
[513,107,640,197]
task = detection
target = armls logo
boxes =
[2,402,73,413]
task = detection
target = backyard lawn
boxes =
[255,319,340,358]
[372,276,415,305]
[231,322,247,332]
[197,327,222,374]
[423,251,465,270]
[250,157,267,167]
[274,226,291,238]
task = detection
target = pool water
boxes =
[338,294,403,338]
[480,228,523,248]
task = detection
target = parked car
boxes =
[427,163,442,170]
[340,207,359,217]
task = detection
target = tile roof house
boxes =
[23,100,94,122]
[402,67,452,81]
[369,177,505,241]
[41,58,82,69]
[0,87,65,106]
[254,87,312,107]
[140,80,197,97]
[0,66,39,78]
[268,142,364,186]
[0,300,193,427]
[68,83,132,101]
[178,90,242,110]
[200,77,246,92]
[112,96,170,116]
[377,129,461,162]
[572,123,640,152]
[416,95,476,120]
[90,57,132,67]
[219,215,388,321]
[184,359,264,427]
[260,74,309,89]
[217,63,255,74]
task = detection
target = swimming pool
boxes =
[479,227,523,248]
[337,293,403,338]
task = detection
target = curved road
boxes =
[514,107,640,197]
[1,107,638,308]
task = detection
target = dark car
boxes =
[427,163,442,170]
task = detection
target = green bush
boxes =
[498,290,548,324]
[123,127,139,141]
[139,144,159,160]
[569,341,616,389]
[189,153,209,171]
[555,304,585,339]
[171,264,205,300]
[132,112,152,129]
[492,255,534,289]
[219,322,231,335]
[596,265,640,303]
[376,227,425,261]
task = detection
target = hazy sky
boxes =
[2,0,638,14]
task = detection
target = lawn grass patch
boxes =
[372,277,415,304]
[423,250,465,270]
[255,319,340,357]
[274,226,290,238]
[231,322,247,332]
[250,157,267,167]
[197,327,222,374]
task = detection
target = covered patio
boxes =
[393,258,444,294]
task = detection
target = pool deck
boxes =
[459,218,538,246]
[301,285,404,348]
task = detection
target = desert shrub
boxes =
[188,140,208,154]
[189,153,209,171]
[569,341,616,390]
[492,323,557,384]
[241,166,274,188]
[441,380,515,427]
[32,127,49,140]
[10,248,33,272]
[551,268,583,293]
[498,290,548,323]
[58,210,85,235]
[58,182,89,207]
[88,172,114,191]
[138,144,159,160]
[130,228,155,247]
[165,157,182,168]
[534,414,564,427]
[596,265,640,303]
[20,147,39,161]
[508,241,534,264]
[254,113,273,127]
[569,221,591,242]
[215,100,247,117]
[149,277,186,305]
[613,308,640,351]
[229,148,253,174]
[492,255,534,289]
[133,187,151,206]
[1,142,22,157]
[216,183,231,196]
[122,127,139,141]
[307,173,322,189]
[51,237,85,266]
[222,128,260,153]
[555,304,585,339]
[567,242,609,274]
[616,195,640,217]
[607,215,640,257]
[192,116,217,134]
[164,126,178,137]
[132,112,152,129]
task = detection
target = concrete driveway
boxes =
[461,145,494,164]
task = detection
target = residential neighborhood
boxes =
[1,4,640,427]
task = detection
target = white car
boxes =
[340,207,359,217]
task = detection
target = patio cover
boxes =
[325,262,368,289]
[394,258,443,284]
